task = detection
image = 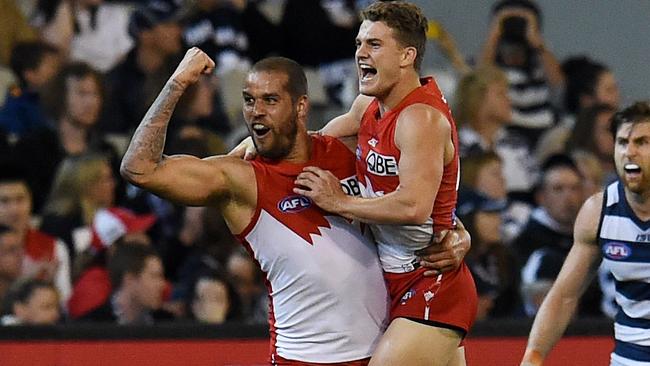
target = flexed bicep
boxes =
[137,154,248,207]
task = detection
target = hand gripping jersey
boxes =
[356,77,460,273]
[236,135,389,364]
[599,181,650,366]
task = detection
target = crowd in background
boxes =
[0,0,623,326]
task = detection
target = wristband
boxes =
[522,349,544,365]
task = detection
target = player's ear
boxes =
[401,46,417,68]
[296,95,309,120]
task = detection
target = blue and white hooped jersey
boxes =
[600,181,650,365]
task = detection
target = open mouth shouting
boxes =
[251,123,271,138]
[359,63,377,83]
[624,163,642,180]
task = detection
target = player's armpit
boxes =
[319,94,372,138]
[337,135,358,153]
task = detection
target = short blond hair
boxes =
[455,66,508,127]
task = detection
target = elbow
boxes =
[403,204,431,225]
[120,162,149,187]
[413,210,432,225]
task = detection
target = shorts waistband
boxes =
[383,259,421,274]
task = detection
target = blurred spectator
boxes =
[181,0,252,75]
[13,62,119,213]
[423,20,469,108]
[536,55,620,162]
[460,152,507,202]
[0,225,24,305]
[1,279,60,326]
[536,104,617,177]
[480,0,563,148]
[171,208,239,317]
[172,74,231,138]
[226,248,266,324]
[571,150,606,199]
[79,243,171,324]
[512,155,583,262]
[91,208,155,254]
[0,41,60,143]
[562,56,620,117]
[428,20,470,76]
[514,155,581,316]
[565,104,617,180]
[163,206,209,279]
[456,66,538,201]
[190,269,242,324]
[68,207,155,320]
[512,155,602,316]
[459,152,529,243]
[32,0,134,72]
[0,68,15,113]
[280,0,359,107]
[241,0,283,62]
[29,0,74,55]
[519,246,564,317]
[0,0,38,66]
[458,192,519,319]
[40,154,116,261]
[68,248,111,320]
[69,0,134,72]
[182,0,283,127]
[0,0,37,109]
[100,0,183,134]
[0,163,71,304]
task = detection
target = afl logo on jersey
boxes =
[278,195,312,213]
[366,150,398,176]
[604,242,631,260]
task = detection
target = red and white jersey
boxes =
[356,77,460,273]
[23,229,71,302]
[236,135,389,363]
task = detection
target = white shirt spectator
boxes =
[70,3,134,73]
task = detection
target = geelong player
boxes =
[521,102,650,365]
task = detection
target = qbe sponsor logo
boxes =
[366,150,398,176]
[340,175,361,196]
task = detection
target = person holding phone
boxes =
[480,0,564,150]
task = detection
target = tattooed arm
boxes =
[121,48,246,206]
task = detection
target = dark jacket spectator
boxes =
[0,41,60,142]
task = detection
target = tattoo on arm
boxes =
[122,81,185,177]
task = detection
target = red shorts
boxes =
[272,355,369,365]
[384,262,477,336]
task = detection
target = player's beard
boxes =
[623,176,649,195]
[256,112,299,160]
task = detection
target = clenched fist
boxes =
[169,47,216,90]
